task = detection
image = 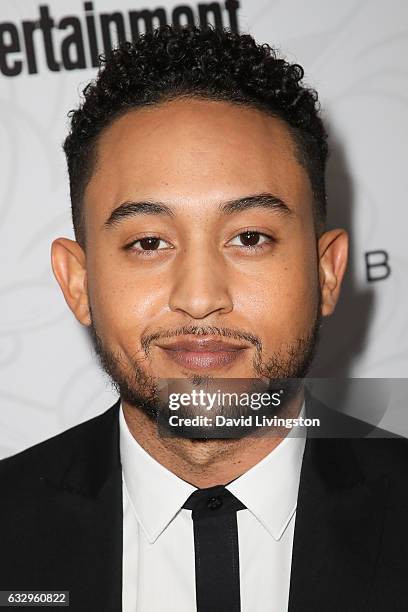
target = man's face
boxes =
[52,99,347,413]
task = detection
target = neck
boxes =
[122,392,304,488]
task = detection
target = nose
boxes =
[168,247,233,319]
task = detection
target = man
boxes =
[1,25,407,612]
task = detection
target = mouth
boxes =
[155,336,250,371]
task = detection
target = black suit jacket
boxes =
[1,396,408,611]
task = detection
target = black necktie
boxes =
[183,484,246,612]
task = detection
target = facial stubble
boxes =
[86,289,322,435]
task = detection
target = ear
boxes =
[51,238,91,326]
[318,229,349,317]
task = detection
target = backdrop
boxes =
[1,0,407,458]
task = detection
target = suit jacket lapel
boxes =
[288,432,389,611]
[39,399,123,611]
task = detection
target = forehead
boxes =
[85,98,313,217]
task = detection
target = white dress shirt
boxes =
[120,403,306,612]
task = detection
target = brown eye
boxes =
[125,236,172,253]
[239,231,262,246]
[138,237,161,250]
[227,231,272,248]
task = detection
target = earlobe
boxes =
[318,229,349,317]
[51,238,91,326]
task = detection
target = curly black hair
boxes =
[63,25,328,247]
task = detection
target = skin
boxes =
[51,99,348,487]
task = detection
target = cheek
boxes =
[86,251,166,344]
[233,246,319,341]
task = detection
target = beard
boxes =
[87,293,322,438]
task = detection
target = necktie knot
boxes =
[183,485,246,519]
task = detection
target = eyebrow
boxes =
[218,193,292,216]
[103,192,292,229]
[104,200,174,228]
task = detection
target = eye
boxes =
[137,237,167,250]
[227,231,273,248]
[125,236,172,252]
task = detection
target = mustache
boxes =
[140,324,262,354]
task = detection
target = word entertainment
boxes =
[169,415,321,429]
[0,1,241,77]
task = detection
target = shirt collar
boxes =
[119,405,195,544]
[227,405,306,541]
[120,402,306,544]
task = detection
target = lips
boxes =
[156,336,249,370]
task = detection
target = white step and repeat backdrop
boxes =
[1,0,407,458]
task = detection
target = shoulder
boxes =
[0,399,120,490]
[348,435,408,480]
[305,391,408,481]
